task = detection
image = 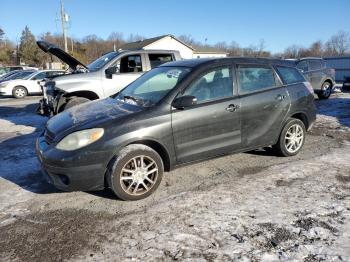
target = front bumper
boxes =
[36,134,107,191]
[0,87,12,96]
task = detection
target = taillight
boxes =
[304,81,314,94]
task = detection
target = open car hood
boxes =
[37,41,88,71]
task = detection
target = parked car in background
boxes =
[343,76,350,91]
[0,70,36,84]
[0,70,65,98]
[36,58,316,200]
[293,58,335,99]
[36,41,182,115]
[0,65,38,77]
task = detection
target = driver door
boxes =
[102,53,146,97]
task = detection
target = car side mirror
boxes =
[105,66,118,79]
[172,95,197,109]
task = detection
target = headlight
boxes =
[56,128,104,151]
[0,82,8,88]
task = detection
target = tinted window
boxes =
[181,67,233,103]
[238,65,277,94]
[276,66,305,84]
[149,54,173,69]
[297,61,308,72]
[31,72,47,80]
[309,60,322,70]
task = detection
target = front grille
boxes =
[44,129,55,144]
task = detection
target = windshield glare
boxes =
[87,52,119,71]
[117,67,191,107]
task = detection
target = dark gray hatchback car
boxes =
[36,58,316,200]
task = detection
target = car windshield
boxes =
[115,67,191,107]
[87,52,120,72]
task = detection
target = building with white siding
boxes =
[121,35,228,59]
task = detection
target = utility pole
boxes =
[60,0,68,52]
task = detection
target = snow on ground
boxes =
[0,93,350,261]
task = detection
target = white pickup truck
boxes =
[36,41,182,115]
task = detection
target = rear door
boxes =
[172,64,241,163]
[102,53,146,97]
[237,64,290,149]
[308,59,323,89]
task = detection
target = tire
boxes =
[12,86,28,99]
[274,118,306,157]
[317,81,332,99]
[63,97,90,111]
[107,144,164,201]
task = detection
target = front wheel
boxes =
[12,86,28,99]
[62,97,91,111]
[317,82,332,99]
[107,144,164,201]
[274,118,306,157]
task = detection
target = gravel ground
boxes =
[0,93,350,261]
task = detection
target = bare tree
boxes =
[325,31,350,56]
[108,32,124,51]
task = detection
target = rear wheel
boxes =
[274,118,306,157]
[107,144,164,201]
[12,86,28,99]
[63,97,90,110]
[317,81,332,99]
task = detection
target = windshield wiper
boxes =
[123,95,139,104]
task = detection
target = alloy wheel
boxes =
[284,124,304,154]
[322,82,331,97]
[119,155,159,196]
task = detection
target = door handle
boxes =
[275,94,286,101]
[226,104,239,112]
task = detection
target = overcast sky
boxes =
[1,0,350,53]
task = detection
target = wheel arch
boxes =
[104,138,172,188]
[12,85,28,97]
[289,112,310,130]
[63,90,100,100]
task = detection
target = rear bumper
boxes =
[36,134,107,191]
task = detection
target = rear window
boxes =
[275,66,305,85]
[149,54,174,69]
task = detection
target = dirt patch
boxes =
[336,175,350,183]
[293,217,338,234]
[0,209,113,262]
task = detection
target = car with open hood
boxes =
[36,57,316,201]
[36,41,181,115]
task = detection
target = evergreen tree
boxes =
[18,26,39,65]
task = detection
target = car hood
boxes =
[46,98,142,141]
[37,41,88,71]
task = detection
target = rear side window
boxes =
[149,54,173,69]
[297,61,308,72]
[309,60,322,70]
[275,66,305,85]
[237,65,277,94]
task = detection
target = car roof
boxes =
[160,57,296,68]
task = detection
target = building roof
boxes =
[121,34,195,51]
[121,34,227,54]
[193,46,228,54]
